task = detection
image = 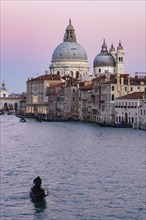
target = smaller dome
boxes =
[94,40,116,67]
[94,53,116,67]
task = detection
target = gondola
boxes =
[30,188,49,201]
[20,118,26,122]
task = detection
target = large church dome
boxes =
[50,19,89,81]
[52,42,88,61]
[51,19,88,62]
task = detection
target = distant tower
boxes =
[109,43,116,60]
[0,80,8,97]
[116,41,124,74]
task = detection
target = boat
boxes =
[99,122,132,128]
[30,188,49,201]
[47,118,69,122]
[111,123,132,128]
[20,118,26,122]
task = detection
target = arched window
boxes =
[76,71,79,79]
[14,103,18,111]
[4,103,7,110]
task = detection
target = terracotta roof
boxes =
[27,74,62,82]
[48,82,65,88]
[116,92,146,100]
[0,97,21,100]
[79,83,92,90]
[119,73,130,77]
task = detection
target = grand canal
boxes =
[0,115,145,220]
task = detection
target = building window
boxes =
[112,86,114,91]
[111,94,114,100]
[57,71,60,75]
[14,103,18,111]
[141,110,142,115]
[33,96,38,103]
[99,68,101,73]
[131,87,133,91]
[125,87,127,91]
[76,71,79,79]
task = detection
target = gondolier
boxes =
[32,176,42,192]
[30,176,48,201]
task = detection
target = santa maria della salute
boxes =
[0,20,146,130]
[49,19,124,80]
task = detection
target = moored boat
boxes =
[20,118,26,122]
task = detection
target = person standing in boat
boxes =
[32,176,42,193]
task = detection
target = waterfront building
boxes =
[91,73,146,124]
[138,103,146,130]
[46,76,79,120]
[78,82,92,121]
[49,19,90,81]
[26,73,65,117]
[115,92,146,128]
[0,81,22,112]
[63,77,79,120]
[46,81,66,119]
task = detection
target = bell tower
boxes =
[0,80,8,97]
[116,41,125,74]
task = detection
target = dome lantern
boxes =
[63,19,76,42]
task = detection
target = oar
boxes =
[48,190,64,201]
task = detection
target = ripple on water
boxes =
[1,115,145,220]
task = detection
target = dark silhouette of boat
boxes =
[20,118,26,122]
[99,122,132,128]
[30,188,49,201]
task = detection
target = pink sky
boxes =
[1,0,145,93]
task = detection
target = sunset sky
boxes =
[1,0,145,93]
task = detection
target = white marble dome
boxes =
[50,20,89,81]
[52,42,88,62]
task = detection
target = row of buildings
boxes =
[25,72,146,129]
[1,20,146,129]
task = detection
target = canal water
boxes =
[0,115,145,220]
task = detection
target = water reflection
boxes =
[1,115,145,220]
[32,199,47,213]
